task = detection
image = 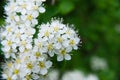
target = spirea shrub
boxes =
[1,0,81,80]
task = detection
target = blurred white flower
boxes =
[85,74,99,80]
[91,56,108,71]
[62,70,99,80]
[2,72,17,80]
[4,1,18,14]
[115,24,120,33]
[62,70,85,80]
[6,13,19,23]
[47,69,59,80]
[2,60,24,80]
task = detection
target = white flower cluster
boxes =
[2,54,52,80]
[35,19,80,61]
[5,0,45,27]
[1,0,80,80]
[1,0,45,58]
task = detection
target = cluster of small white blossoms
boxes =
[1,0,80,80]
[2,53,52,80]
[35,19,80,61]
[1,0,46,58]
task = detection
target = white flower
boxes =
[5,1,18,14]
[31,73,40,80]
[53,34,64,49]
[91,56,108,71]
[50,19,65,33]
[39,23,54,40]
[1,39,17,58]
[62,70,85,80]
[1,25,15,38]
[45,41,56,57]
[2,61,21,80]
[31,2,45,13]
[22,12,38,27]
[33,38,47,53]
[65,37,80,50]
[32,50,47,61]
[2,72,17,80]
[62,70,99,80]
[21,61,34,75]
[47,69,59,80]
[33,60,52,75]
[57,48,71,61]
[85,74,99,80]
[18,40,32,52]
[17,1,33,15]
[6,13,21,25]
[115,24,120,33]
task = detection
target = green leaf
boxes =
[58,1,75,15]
[0,19,4,26]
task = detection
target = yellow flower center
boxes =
[24,56,29,60]
[10,15,15,20]
[47,43,53,50]
[35,52,41,58]
[57,37,63,43]
[16,59,21,64]
[16,21,21,25]
[33,5,38,10]
[66,30,71,35]
[54,26,58,32]
[16,32,21,38]
[24,49,29,53]
[21,41,26,46]
[7,40,12,46]
[7,27,11,32]
[69,40,75,45]
[26,75,32,80]
[14,69,19,75]
[27,63,33,69]
[39,62,45,68]
[22,4,27,8]
[11,5,15,10]
[7,62,12,68]
[27,15,33,21]
[44,31,49,37]
[37,42,42,48]
[60,49,66,55]
[7,77,12,80]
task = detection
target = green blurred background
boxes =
[0,0,120,80]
